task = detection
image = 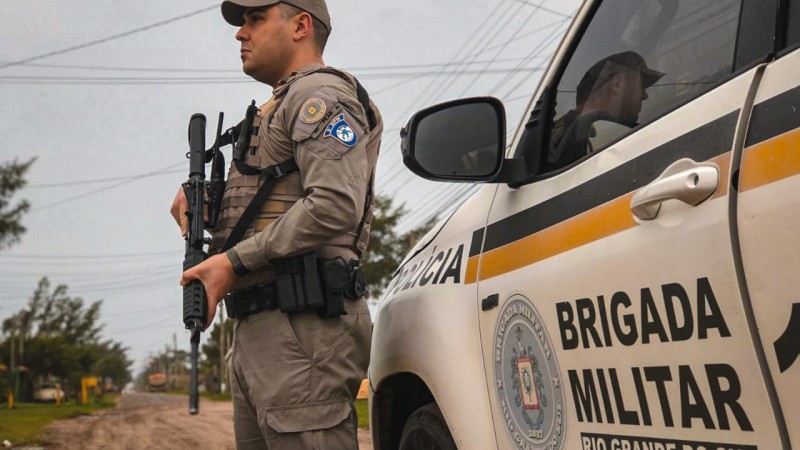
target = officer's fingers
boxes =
[180,266,199,287]
[180,214,188,238]
[169,188,185,222]
[170,190,190,237]
[204,297,219,331]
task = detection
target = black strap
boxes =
[316,68,376,131]
[222,158,299,252]
[315,68,377,254]
[355,80,377,130]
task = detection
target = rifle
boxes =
[182,112,226,415]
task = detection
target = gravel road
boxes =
[42,393,373,450]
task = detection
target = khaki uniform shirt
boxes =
[214,63,382,290]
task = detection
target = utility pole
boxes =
[9,331,15,374]
[223,317,230,395]
[173,333,178,389]
[8,327,16,408]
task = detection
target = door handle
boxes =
[631,158,719,220]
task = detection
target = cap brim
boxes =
[221,0,280,26]
[639,67,665,88]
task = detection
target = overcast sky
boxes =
[0,0,580,374]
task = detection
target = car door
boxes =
[471,0,788,448]
[735,4,800,448]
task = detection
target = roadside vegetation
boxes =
[0,397,116,446]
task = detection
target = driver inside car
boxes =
[547,51,664,170]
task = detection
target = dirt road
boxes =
[43,393,373,450]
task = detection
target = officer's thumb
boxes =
[180,267,199,287]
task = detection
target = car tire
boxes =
[398,403,457,450]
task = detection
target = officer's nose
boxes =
[235,27,248,42]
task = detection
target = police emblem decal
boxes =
[299,98,326,124]
[494,296,565,450]
[324,114,358,147]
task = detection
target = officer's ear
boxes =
[290,11,314,42]
[608,72,628,95]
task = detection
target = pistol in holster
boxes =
[272,252,367,319]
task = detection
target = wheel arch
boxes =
[370,372,437,450]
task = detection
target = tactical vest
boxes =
[209,67,381,268]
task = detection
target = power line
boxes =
[454,0,530,97]
[510,0,574,17]
[0,255,176,268]
[29,162,186,211]
[0,5,219,70]
[375,0,520,191]
[2,57,533,74]
[0,68,544,86]
[0,250,176,260]
[376,7,574,197]
[25,163,185,188]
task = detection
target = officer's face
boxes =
[236,6,294,86]
[618,70,647,122]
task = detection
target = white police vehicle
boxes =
[369,0,800,449]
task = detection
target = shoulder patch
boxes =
[299,98,327,124]
[324,114,358,147]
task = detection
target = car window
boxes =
[539,0,742,172]
[788,1,800,48]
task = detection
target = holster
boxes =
[271,252,367,319]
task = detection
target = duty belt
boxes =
[225,284,278,319]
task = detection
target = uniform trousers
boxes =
[230,298,371,449]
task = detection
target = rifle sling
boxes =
[221,158,298,252]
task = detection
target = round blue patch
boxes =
[324,114,358,147]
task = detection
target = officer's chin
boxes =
[242,66,275,87]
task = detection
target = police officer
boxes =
[547,51,663,170]
[170,1,382,448]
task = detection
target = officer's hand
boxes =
[170,187,189,237]
[180,253,236,330]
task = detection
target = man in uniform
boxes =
[169,1,382,448]
[546,51,663,170]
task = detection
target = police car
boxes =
[369,0,800,449]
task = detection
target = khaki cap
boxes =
[221,0,331,32]
[576,51,664,104]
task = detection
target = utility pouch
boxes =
[272,254,367,319]
[319,257,349,319]
[344,259,367,300]
[273,253,325,314]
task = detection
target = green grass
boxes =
[0,398,116,446]
[355,399,369,429]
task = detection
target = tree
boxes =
[0,158,35,250]
[362,195,437,297]
[0,277,133,400]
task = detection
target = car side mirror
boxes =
[400,97,525,183]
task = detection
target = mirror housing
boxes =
[400,97,525,184]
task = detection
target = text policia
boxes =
[555,277,753,432]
